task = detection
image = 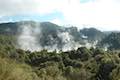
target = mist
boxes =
[17,22,42,51]
[58,31,81,51]
[17,22,99,52]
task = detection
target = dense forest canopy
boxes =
[0,21,120,80]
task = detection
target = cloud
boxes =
[80,0,96,3]
[0,0,120,30]
[60,0,120,31]
[0,0,65,16]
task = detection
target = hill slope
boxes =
[0,21,107,51]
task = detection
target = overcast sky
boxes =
[0,0,120,31]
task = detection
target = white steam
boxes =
[17,22,42,51]
[83,40,98,49]
[81,34,88,39]
[58,31,81,51]
[17,22,99,52]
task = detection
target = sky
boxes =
[0,0,120,31]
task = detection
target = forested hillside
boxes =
[0,33,120,80]
[0,21,106,49]
[100,32,120,50]
[80,28,105,41]
[0,21,120,80]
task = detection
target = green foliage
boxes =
[0,34,120,80]
[100,32,120,50]
[110,65,120,80]
[0,57,39,80]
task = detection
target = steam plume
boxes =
[17,22,41,51]
[17,22,99,52]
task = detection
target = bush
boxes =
[0,57,39,80]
